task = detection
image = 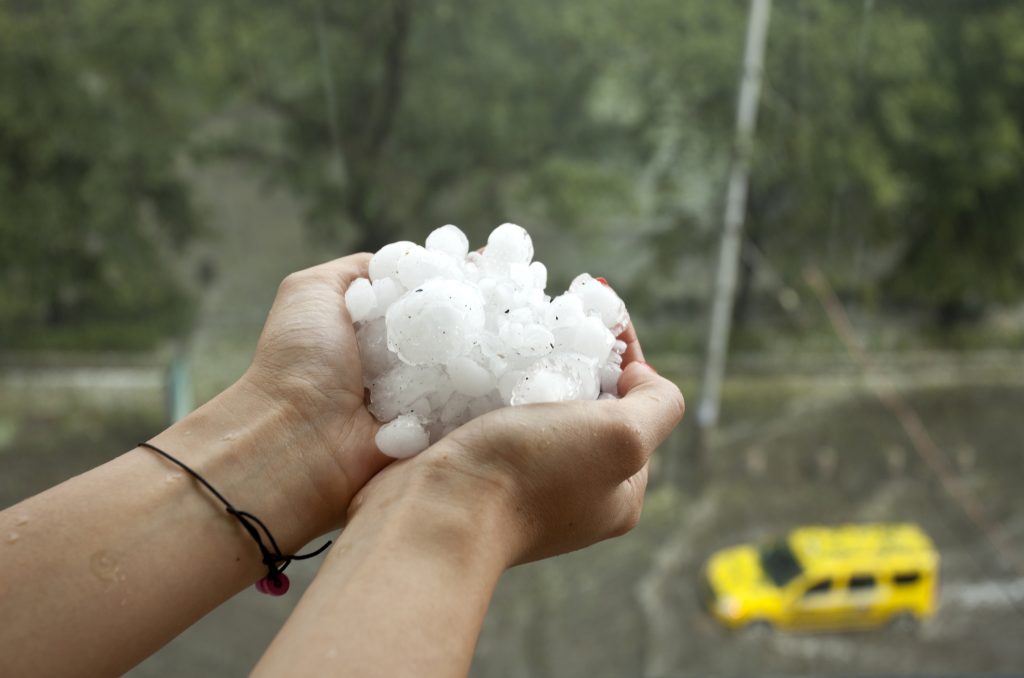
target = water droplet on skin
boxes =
[15,513,29,526]
[165,472,183,483]
[90,550,125,589]
[221,432,237,441]
[7,531,19,544]
[183,430,193,437]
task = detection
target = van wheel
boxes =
[889,612,919,632]
[742,620,773,638]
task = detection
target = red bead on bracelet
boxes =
[255,573,290,596]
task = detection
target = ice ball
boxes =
[369,241,417,282]
[349,223,631,458]
[375,414,429,459]
[344,278,377,322]
[570,273,629,335]
[426,224,470,260]
[386,279,485,366]
[486,223,534,264]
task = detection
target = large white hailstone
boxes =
[355,318,396,383]
[510,352,599,405]
[347,223,632,459]
[386,279,485,366]
[396,245,463,289]
[369,241,418,282]
[425,224,470,260]
[486,223,534,264]
[344,278,377,322]
[447,356,495,397]
[569,273,629,336]
[374,414,429,459]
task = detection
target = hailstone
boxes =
[347,223,630,458]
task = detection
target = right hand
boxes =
[347,326,685,566]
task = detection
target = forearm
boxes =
[0,377,340,677]
[253,468,510,678]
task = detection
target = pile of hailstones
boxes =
[345,223,630,459]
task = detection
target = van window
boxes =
[893,571,921,586]
[848,575,876,591]
[803,579,832,597]
[759,539,803,587]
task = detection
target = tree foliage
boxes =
[2,0,1023,350]
[0,1,227,348]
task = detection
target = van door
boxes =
[787,578,845,630]
[842,574,885,627]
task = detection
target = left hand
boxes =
[235,253,390,534]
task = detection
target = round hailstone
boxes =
[599,362,623,396]
[369,241,418,282]
[546,293,586,329]
[375,414,429,459]
[425,224,470,260]
[350,223,633,459]
[369,364,445,421]
[447,356,495,397]
[529,261,547,289]
[372,277,403,309]
[571,315,616,363]
[397,245,463,289]
[518,324,556,357]
[486,223,534,264]
[386,279,485,365]
[344,278,377,322]
[356,318,397,384]
[510,352,600,405]
[569,273,629,335]
[510,369,574,405]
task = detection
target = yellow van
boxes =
[700,523,939,632]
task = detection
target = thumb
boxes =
[303,252,373,290]
[611,361,686,450]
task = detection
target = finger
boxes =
[302,252,373,290]
[610,361,685,454]
[600,278,644,366]
[616,320,645,367]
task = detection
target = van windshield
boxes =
[759,539,803,587]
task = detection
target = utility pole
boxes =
[697,0,772,432]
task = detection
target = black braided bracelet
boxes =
[138,441,331,596]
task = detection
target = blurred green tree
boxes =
[0,1,227,349]
[3,0,1023,353]
[745,0,1024,326]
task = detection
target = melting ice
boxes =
[346,223,629,458]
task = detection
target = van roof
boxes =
[788,523,938,574]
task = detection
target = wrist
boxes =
[148,376,342,554]
[346,452,522,571]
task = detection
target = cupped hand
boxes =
[239,254,388,525]
[348,323,685,566]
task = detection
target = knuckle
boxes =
[670,384,686,423]
[278,271,305,294]
[609,419,644,452]
[614,500,644,537]
[607,421,647,473]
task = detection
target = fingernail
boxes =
[595,276,609,286]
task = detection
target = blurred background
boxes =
[2,0,1023,675]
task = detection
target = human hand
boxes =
[346,323,685,566]
[212,254,388,540]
